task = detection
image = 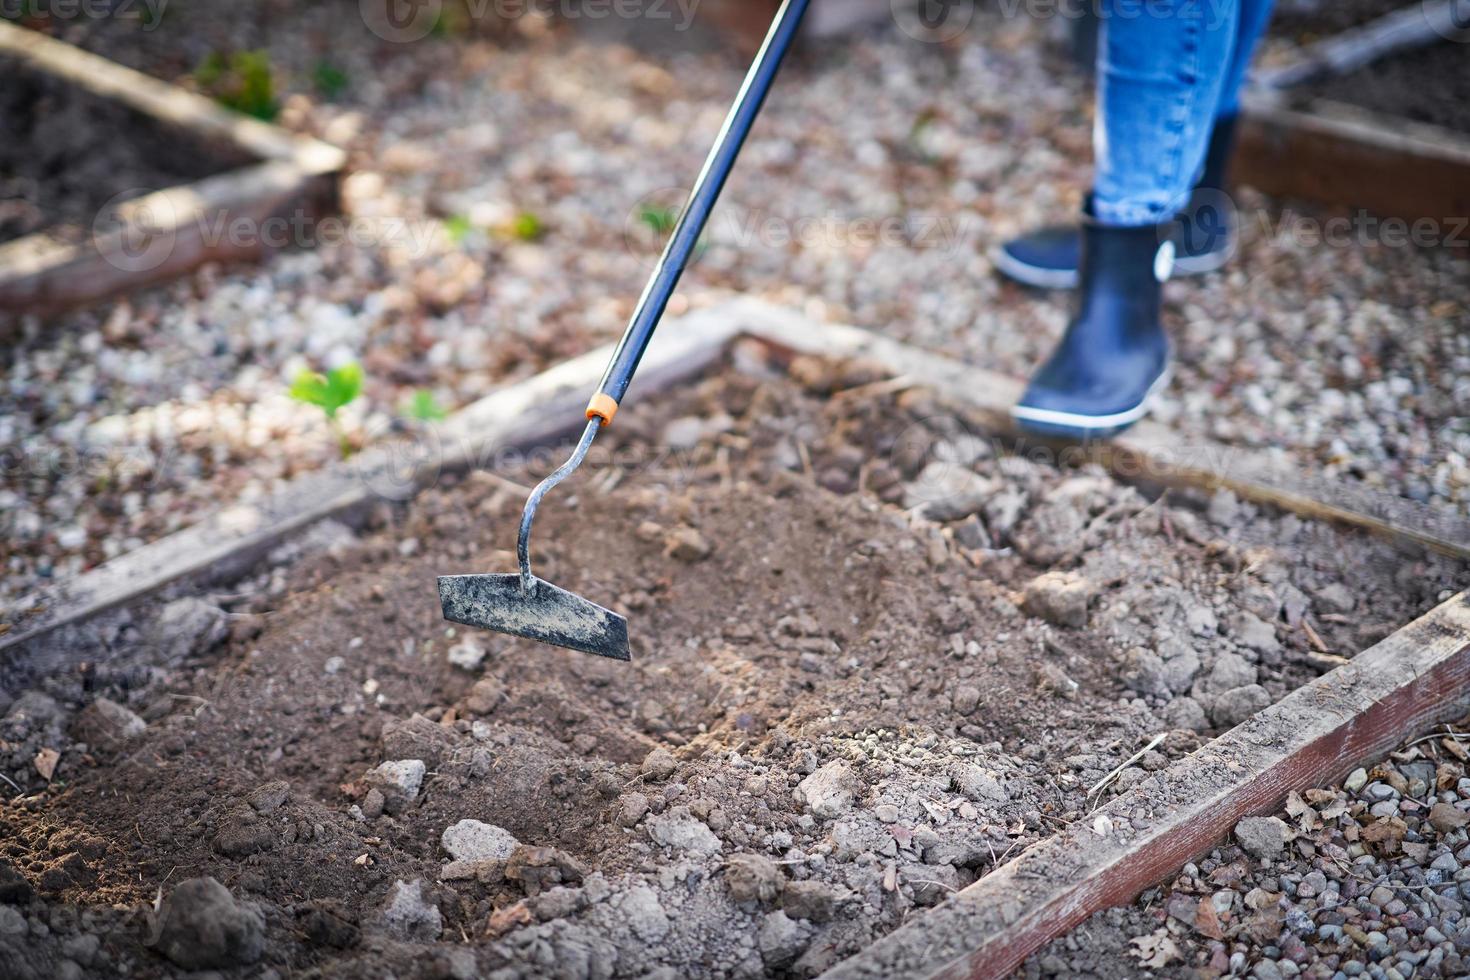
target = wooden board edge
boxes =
[0,307,741,671]
[819,590,1470,980]
[1235,93,1470,227]
[0,159,340,317]
[724,299,1470,560]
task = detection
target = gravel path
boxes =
[3,2,1467,610]
[1023,720,1470,979]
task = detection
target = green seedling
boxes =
[510,211,544,242]
[289,361,363,459]
[313,60,349,99]
[197,50,279,121]
[443,214,474,245]
[404,389,448,423]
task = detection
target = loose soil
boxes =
[0,353,1464,978]
[1267,0,1415,44]
[0,59,233,245]
[1297,40,1470,135]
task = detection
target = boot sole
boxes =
[1010,365,1174,440]
[991,244,1231,289]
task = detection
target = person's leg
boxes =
[1171,0,1275,269]
[1012,0,1240,438]
[994,0,1274,287]
[1213,0,1277,123]
[1091,0,1237,225]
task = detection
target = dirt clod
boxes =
[665,526,714,563]
[247,780,291,815]
[1023,571,1092,628]
[725,853,783,906]
[1211,684,1273,728]
[147,597,227,664]
[647,808,723,856]
[798,759,858,819]
[70,697,145,750]
[640,746,677,781]
[783,879,839,923]
[153,877,265,970]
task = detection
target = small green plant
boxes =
[510,211,544,242]
[289,362,363,458]
[403,389,448,423]
[443,214,474,245]
[312,60,349,99]
[196,50,279,121]
[639,204,679,237]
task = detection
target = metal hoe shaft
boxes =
[442,0,809,660]
[591,0,811,412]
[513,0,808,592]
[517,417,602,592]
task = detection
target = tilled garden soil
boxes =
[1298,40,1470,135]
[1,355,1464,979]
[1266,0,1413,44]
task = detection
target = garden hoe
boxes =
[438,0,812,661]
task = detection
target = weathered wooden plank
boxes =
[821,590,1470,980]
[0,160,337,316]
[1235,93,1470,236]
[0,307,741,687]
[729,300,1470,560]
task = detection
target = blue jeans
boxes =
[1093,0,1275,226]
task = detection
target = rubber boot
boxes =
[992,115,1239,289]
[1011,210,1173,439]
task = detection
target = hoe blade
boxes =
[438,574,631,661]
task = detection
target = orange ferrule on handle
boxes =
[586,393,619,426]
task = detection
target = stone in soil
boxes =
[441,820,520,863]
[1233,815,1292,860]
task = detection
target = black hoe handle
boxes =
[584,0,811,427]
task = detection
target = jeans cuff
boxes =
[1092,199,1169,227]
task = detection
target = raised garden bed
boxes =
[0,57,235,246]
[0,22,344,318]
[1235,1,1470,235]
[0,306,1465,978]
